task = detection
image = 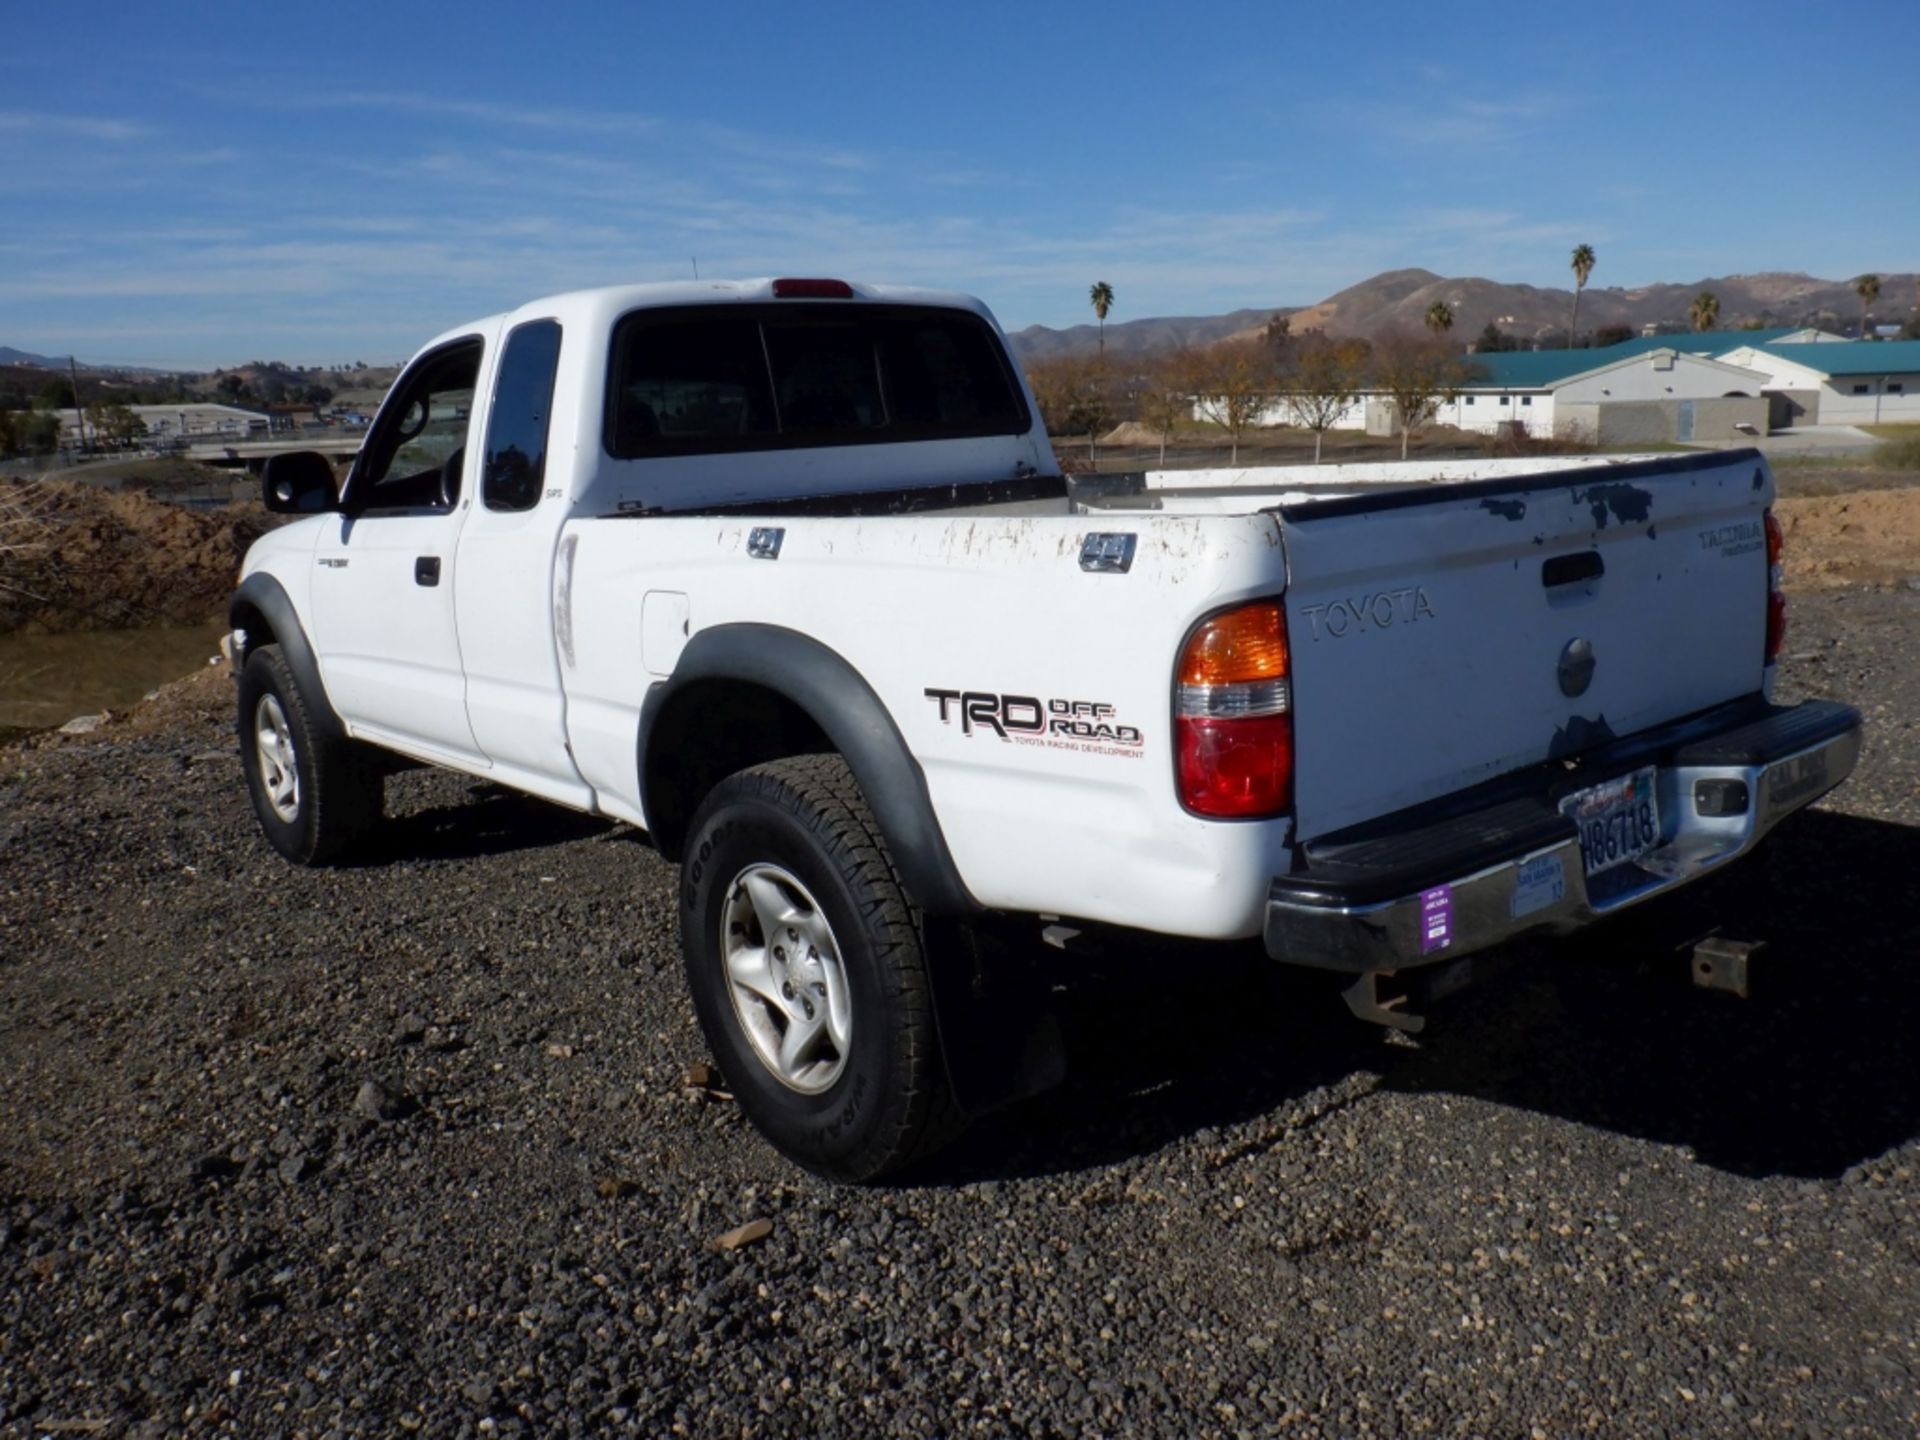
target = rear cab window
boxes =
[605,303,1028,459]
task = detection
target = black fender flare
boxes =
[638,624,978,915]
[228,572,344,739]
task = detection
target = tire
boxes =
[679,755,963,1182]
[237,644,382,866]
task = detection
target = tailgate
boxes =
[1279,452,1772,841]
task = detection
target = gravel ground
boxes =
[2,591,1918,1438]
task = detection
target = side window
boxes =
[482,320,563,512]
[352,339,483,512]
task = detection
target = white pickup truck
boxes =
[231,277,1861,1180]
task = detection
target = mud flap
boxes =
[924,918,1066,1117]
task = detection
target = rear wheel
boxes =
[679,755,962,1182]
[238,644,382,865]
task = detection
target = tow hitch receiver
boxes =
[1342,971,1425,1033]
[1690,935,1764,998]
[1341,954,1494,1034]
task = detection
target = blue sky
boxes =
[3,0,1915,368]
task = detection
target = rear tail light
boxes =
[1764,508,1787,663]
[1175,601,1293,818]
[771,277,854,299]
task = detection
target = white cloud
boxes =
[0,110,149,141]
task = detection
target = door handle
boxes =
[1542,550,1604,588]
[415,556,442,587]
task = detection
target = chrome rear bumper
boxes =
[1265,699,1862,973]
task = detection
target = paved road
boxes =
[2,592,1917,1437]
[1747,425,1885,457]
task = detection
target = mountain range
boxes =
[11,269,1916,374]
[0,346,74,368]
[1006,269,1920,362]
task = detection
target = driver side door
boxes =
[310,332,492,764]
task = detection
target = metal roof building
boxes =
[1716,340,1920,425]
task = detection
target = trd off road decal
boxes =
[924,689,1144,758]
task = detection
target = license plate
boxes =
[1559,766,1661,879]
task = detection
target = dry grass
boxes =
[0,478,58,606]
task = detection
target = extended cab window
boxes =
[482,319,563,512]
[606,304,1027,458]
[350,339,483,512]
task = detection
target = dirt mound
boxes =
[1098,421,1168,447]
[0,476,280,634]
[1778,486,1920,591]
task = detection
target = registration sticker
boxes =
[1419,885,1454,954]
[1511,852,1568,918]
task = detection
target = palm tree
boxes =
[1689,290,1720,332]
[1088,282,1115,358]
[1424,301,1455,335]
[1854,274,1881,339]
[1568,244,1596,346]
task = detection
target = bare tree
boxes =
[1135,353,1191,466]
[1279,335,1369,463]
[1183,340,1273,465]
[1371,330,1474,461]
[1024,355,1114,465]
[0,477,58,608]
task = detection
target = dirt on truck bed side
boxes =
[2,589,1919,1437]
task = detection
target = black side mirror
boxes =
[262,451,340,514]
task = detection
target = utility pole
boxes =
[68,355,89,455]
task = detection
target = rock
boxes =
[596,1177,638,1200]
[59,713,107,735]
[392,1014,429,1045]
[191,1151,239,1183]
[352,1079,408,1123]
[714,1218,773,1252]
[463,1373,498,1407]
[278,1154,315,1185]
[683,1061,720,1089]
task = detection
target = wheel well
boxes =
[230,601,275,665]
[643,679,832,860]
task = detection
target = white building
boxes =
[1234,346,1770,444]
[1712,341,1920,426]
[55,402,269,446]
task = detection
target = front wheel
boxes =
[237,644,381,866]
[679,755,962,1182]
